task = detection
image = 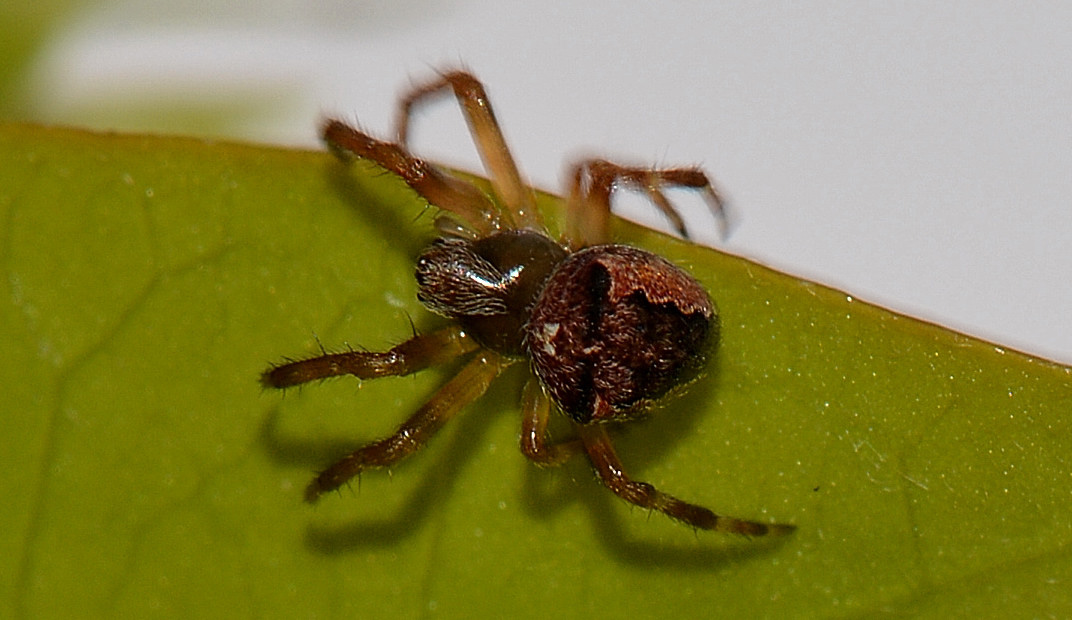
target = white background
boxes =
[29,1,1072,364]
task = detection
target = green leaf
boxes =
[2,123,1070,618]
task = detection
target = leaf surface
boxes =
[2,124,1070,618]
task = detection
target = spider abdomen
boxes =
[526,245,717,424]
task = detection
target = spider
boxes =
[263,70,794,536]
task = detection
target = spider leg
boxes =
[578,424,794,536]
[305,351,512,502]
[563,159,728,249]
[262,325,477,389]
[322,119,501,236]
[393,70,541,231]
[520,377,583,467]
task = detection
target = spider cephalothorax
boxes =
[263,71,793,536]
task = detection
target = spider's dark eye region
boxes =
[526,245,718,424]
[416,238,511,317]
[416,230,567,355]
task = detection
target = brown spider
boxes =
[263,71,794,536]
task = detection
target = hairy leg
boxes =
[322,119,501,235]
[393,70,541,231]
[519,377,583,467]
[578,424,794,535]
[564,159,728,248]
[262,325,478,388]
[305,351,512,502]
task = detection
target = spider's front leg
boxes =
[304,351,512,502]
[261,325,477,388]
[322,119,500,236]
[564,159,729,248]
[393,70,540,230]
[578,424,796,536]
[262,325,500,501]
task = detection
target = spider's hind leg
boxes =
[578,424,794,536]
[519,377,584,467]
[563,159,728,249]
